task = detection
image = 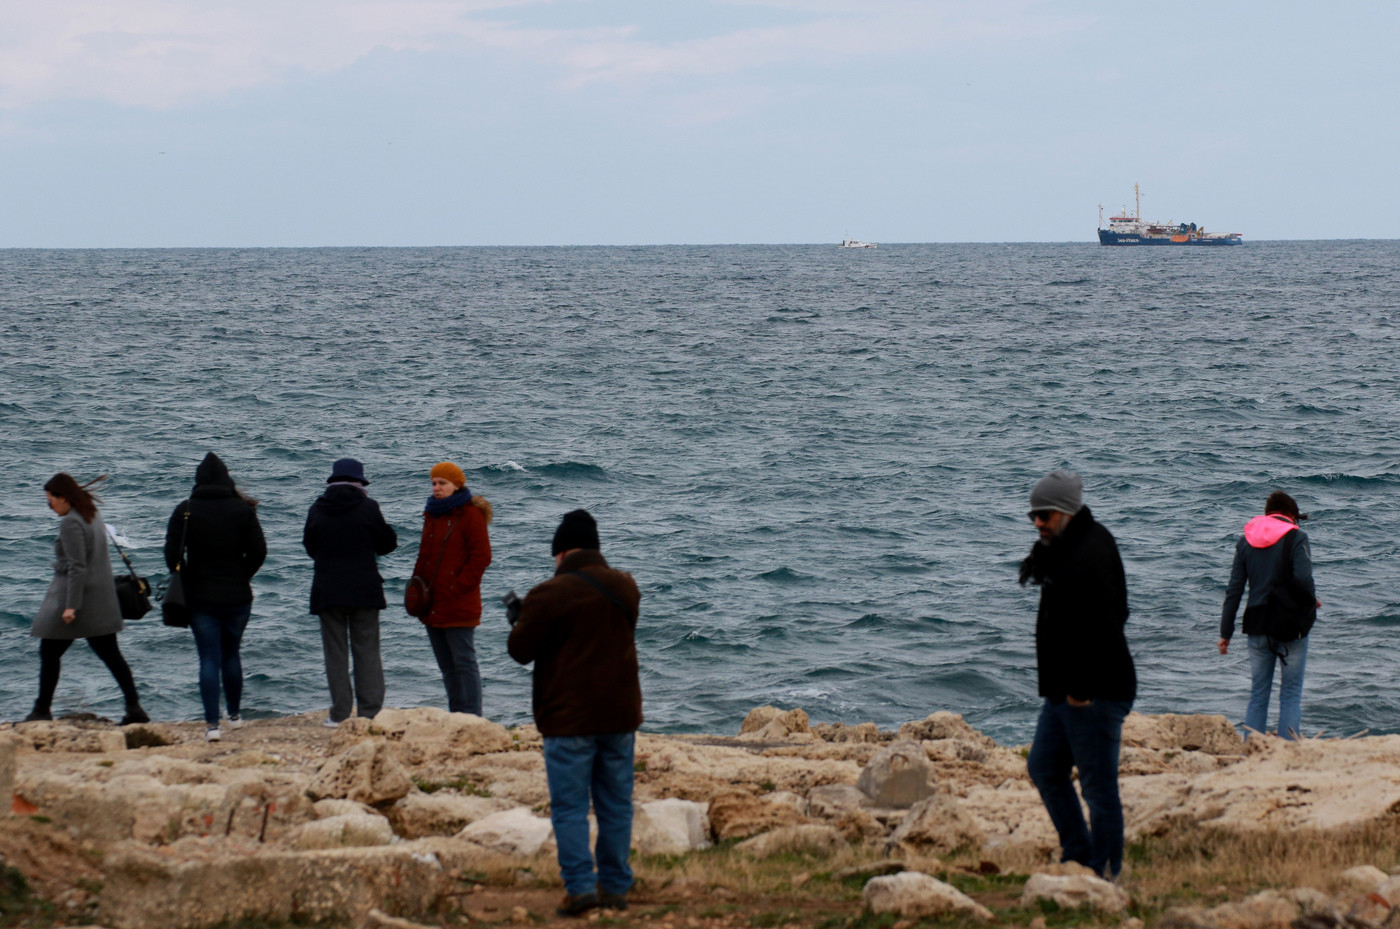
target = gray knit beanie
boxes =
[1029,470,1084,515]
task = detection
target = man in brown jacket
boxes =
[507,510,642,917]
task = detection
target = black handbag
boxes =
[162,506,192,628]
[110,534,153,620]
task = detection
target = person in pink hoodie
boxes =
[1218,491,1320,739]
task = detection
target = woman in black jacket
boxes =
[165,453,266,741]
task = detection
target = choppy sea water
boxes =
[2,242,1398,744]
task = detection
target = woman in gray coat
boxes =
[27,473,148,724]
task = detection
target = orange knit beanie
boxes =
[430,461,466,488]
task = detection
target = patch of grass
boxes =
[634,759,648,773]
[758,779,777,793]
[125,725,175,749]
[749,909,802,927]
[27,816,51,825]
[96,760,114,767]
[0,866,60,929]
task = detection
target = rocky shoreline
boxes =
[3,707,1400,929]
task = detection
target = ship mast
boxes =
[1134,183,1141,220]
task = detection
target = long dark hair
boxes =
[44,473,106,523]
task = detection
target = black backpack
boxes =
[1263,531,1316,657]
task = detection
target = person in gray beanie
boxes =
[1017,470,1135,880]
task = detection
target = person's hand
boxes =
[62,608,76,624]
[1066,695,1092,707]
[1218,638,1229,655]
[1315,598,1322,609]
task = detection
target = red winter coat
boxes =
[411,498,491,628]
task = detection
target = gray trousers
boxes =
[319,607,385,723]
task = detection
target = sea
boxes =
[2,241,1398,745]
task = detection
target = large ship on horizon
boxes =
[1098,184,1242,246]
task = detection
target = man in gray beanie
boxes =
[1018,470,1135,880]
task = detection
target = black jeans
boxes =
[37,634,141,711]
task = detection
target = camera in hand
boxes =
[501,590,522,626]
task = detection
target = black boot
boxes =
[121,703,150,725]
[24,704,53,722]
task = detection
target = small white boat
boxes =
[839,237,877,249]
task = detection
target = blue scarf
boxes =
[425,487,472,516]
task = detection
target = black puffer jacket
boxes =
[303,484,398,613]
[165,453,266,606]
[1020,505,1136,703]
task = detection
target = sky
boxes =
[1,1,1397,247]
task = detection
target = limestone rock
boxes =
[1378,874,1400,906]
[1019,872,1130,914]
[897,712,996,748]
[735,824,848,859]
[856,740,935,809]
[1340,866,1388,894]
[633,798,710,855]
[456,807,554,857]
[98,836,493,929]
[16,722,127,754]
[368,707,513,765]
[1122,712,1244,756]
[287,812,394,850]
[313,798,377,819]
[738,706,812,742]
[807,784,868,819]
[1160,890,1300,929]
[813,722,885,743]
[0,733,15,814]
[708,790,808,841]
[886,793,985,855]
[863,871,993,920]
[386,791,515,839]
[366,908,441,929]
[308,740,413,806]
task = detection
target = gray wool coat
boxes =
[32,510,124,640]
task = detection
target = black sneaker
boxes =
[597,890,629,911]
[556,892,599,917]
[23,707,52,722]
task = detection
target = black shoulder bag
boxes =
[110,535,154,620]
[162,505,192,628]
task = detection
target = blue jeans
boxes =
[1027,698,1133,879]
[426,626,481,715]
[188,603,252,727]
[543,732,636,897]
[1246,633,1308,739]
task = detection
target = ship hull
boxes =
[1098,229,1241,246]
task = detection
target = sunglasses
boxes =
[1028,509,1056,523]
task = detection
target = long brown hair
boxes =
[44,473,106,523]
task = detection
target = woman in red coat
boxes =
[411,462,492,715]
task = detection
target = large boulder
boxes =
[886,793,985,855]
[633,799,711,855]
[863,871,992,920]
[456,808,554,857]
[897,712,996,748]
[735,824,847,859]
[308,740,414,806]
[1159,890,1300,929]
[385,792,515,839]
[1338,865,1387,895]
[856,740,935,809]
[1019,873,1130,914]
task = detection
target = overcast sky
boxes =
[2,1,1396,246]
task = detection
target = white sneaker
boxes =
[205,727,222,742]
[227,715,243,730]
[322,717,341,729]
